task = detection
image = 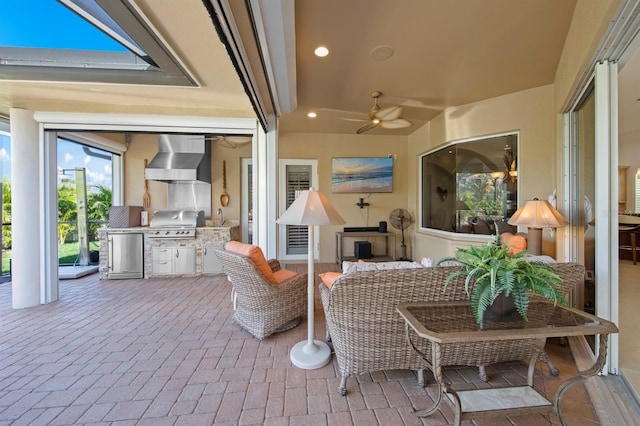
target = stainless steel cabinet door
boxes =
[173,247,196,274]
[108,233,143,279]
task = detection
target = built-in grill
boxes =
[148,210,204,239]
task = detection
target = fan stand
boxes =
[398,217,410,261]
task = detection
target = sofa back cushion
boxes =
[420,257,460,268]
[342,260,422,274]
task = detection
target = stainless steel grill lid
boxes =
[150,210,205,228]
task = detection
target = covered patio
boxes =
[0,268,629,425]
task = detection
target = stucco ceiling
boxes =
[278,0,577,135]
[3,0,640,138]
[0,0,253,119]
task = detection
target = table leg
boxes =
[405,326,461,422]
[412,342,448,418]
[555,334,609,426]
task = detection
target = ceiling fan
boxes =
[204,135,252,148]
[355,91,413,134]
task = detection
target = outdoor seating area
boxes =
[0,270,608,424]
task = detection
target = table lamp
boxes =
[507,198,568,255]
[276,188,345,369]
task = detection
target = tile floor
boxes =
[0,268,612,425]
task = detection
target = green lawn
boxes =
[58,241,100,265]
[0,241,100,275]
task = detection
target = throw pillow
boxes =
[273,269,298,283]
[319,271,343,288]
[225,241,278,283]
[500,232,527,255]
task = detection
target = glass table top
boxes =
[397,300,618,343]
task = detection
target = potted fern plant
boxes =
[437,232,567,325]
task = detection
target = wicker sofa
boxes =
[319,262,585,395]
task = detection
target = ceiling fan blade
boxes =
[339,117,369,122]
[382,94,447,110]
[374,105,403,121]
[204,135,252,148]
[356,121,378,134]
[379,118,413,129]
[217,138,238,149]
[223,136,252,145]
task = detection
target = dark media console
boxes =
[335,231,396,263]
[343,226,380,232]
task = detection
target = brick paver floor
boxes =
[0,271,599,425]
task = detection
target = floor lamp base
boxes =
[290,340,331,370]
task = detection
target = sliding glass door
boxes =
[564,62,619,372]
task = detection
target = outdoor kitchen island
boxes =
[97,223,240,279]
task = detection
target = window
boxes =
[278,159,318,260]
[57,137,114,266]
[0,0,194,86]
[420,133,518,235]
[284,165,311,255]
[0,121,11,281]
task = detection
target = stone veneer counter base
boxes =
[98,225,240,279]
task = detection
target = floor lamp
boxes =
[276,188,345,369]
[508,198,568,255]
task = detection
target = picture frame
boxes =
[331,157,393,193]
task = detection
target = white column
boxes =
[10,108,42,308]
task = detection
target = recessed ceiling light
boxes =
[314,46,329,57]
[307,112,317,118]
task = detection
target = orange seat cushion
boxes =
[225,241,277,283]
[273,269,297,283]
[501,232,527,255]
[319,271,343,288]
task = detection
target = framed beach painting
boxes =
[331,157,393,193]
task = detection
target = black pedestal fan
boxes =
[389,208,412,260]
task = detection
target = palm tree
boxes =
[87,185,112,240]
[2,178,11,249]
[58,183,77,244]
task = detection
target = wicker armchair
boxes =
[214,248,307,339]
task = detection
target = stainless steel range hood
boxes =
[145,134,211,183]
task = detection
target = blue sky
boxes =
[0,0,126,51]
[0,133,112,190]
[57,139,113,189]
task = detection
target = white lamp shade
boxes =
[508,198,568,229]
[276,188,345,226]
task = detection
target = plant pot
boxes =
[480,293,522,329]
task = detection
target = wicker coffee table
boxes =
[396,300,618,426]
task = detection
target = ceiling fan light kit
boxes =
[356,91,413,134]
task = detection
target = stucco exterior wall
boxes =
[278,132,409,263]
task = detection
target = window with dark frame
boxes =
[420,133,519,235]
